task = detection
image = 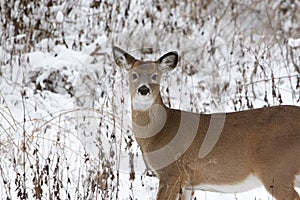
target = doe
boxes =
[113,46,300,200]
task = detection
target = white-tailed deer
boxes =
[112,46,300,200]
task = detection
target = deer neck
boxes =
[131,92,171,138]
[131,92,179,154]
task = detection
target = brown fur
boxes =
[113,46,300,200]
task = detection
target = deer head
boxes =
[112,46,178,111]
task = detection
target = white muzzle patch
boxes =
[132,94,155,111]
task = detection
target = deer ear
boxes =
[113,46,136,70]
[157,51,178,72]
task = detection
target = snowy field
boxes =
[1,0,300,199]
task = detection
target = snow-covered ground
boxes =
[1,0,300,199]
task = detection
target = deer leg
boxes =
[156,177,187,200]
[265,184,299,200]
[181,188,193,200]
[259,172,300,200]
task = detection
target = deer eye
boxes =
[151,73,158,82]
[132,72,138,81]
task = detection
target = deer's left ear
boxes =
[157,51,178,72]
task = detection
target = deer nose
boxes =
[138,85,150,96]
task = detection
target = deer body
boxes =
[113,46,300,200]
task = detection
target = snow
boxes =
[1,0,300,199]
[289,38,300,48]
[56,11,64,23]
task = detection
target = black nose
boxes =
[138,85,150,95]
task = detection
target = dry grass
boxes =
[0,0,300,199]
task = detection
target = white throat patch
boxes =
[132,95,155,111]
